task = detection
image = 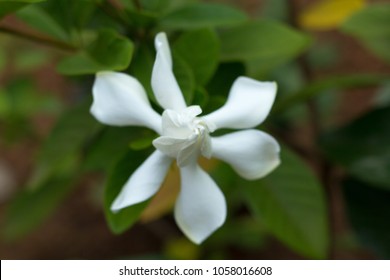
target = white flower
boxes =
[90,32,280,244]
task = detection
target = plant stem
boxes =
[0,26,77,52]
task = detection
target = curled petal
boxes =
[153,135,199,167]
[152,33,187,111]
[111,151,172,212]
[177,139,199,167]
[91,71,162,134]
[203,77,277,130]
[175,163,227,244]
[162,106,202,139]
[153,135,196,158]
[212,130,280,180]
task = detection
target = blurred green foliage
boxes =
[342,4,390,63]
[0,0,389,260]
[243,146,328,259]
[321,106,390,190]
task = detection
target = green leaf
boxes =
[192,86,209,109]
[320,106,390,190]
[0,0,45,19]
[83,127,155,171]
[343,178,390,258]
[206,62,245,97]
[172,52,195,105]
[129,44,156,104]
[2,176,75,240]
[121,0,197,15]
[41,0,95,34]
[160,3,247,30]
[342,4,390,63]
[205,62,245,113]
[104,149,153,234]
[173,28,219,85]
[16,0,95,42]
[29,98,101,189]
[219,20,310,75]
[261,0,289,21]
[16,5,70,41]
[242,146,329,259]
[57,29,134,75]
[125,9,158,28]
[140,0,195,14]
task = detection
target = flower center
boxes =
[152,105,215,167]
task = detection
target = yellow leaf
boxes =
[299,0,366,30]
[140,158,220,222]
[140,163,180,222]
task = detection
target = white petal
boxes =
[201,133,212,159]
[203,76,277,130]
[153,135,196,158]
[91,71,162,134]
[111,150,172,211]
[154,32,172,68]
[151,33,186,111]
[177,139,198,167]
[175,163,227,244]
[212,130,280,180]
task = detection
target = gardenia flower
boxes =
[90,32,280,244]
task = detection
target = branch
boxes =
[0,25,77,52]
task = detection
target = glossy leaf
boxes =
[83,127,154,171]
[343,178,390,258]
[125,9,158,28]
[41,0,95,33]
[17,0,95,42]
[57,29,134,75]
[16,5,70,41]
[139,0,196,14]
[342,4,390,62]
[219,20,310,75]
[160,3,247,30]
[172,52,195,105]
[206,62,245,97]
[320,106,390,189]
[129,45,156,104]
[242,146,329,259]
[120,0,192,13]
[173,29,219,85]
[104,149,152,234]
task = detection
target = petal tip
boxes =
[181,216,226,245]
[111,197,125,213]
[154,32,169,51]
